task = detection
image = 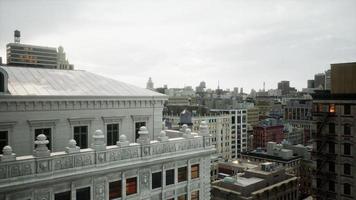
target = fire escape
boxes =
[311,107,337,200]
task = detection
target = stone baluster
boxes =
[0,145,16,161]
[181,124,188,133]
[65,139,80,153]
[137,126,150,145]
[183,128,194,139]
[137,126,151,157]
[117,134,130,147]
[199,121,212,148]
[34,134,51,157]
[92,129,106,151]
[158,130,169,142]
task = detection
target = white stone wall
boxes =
[0,98,165,156]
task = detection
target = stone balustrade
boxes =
[0,123,213,184]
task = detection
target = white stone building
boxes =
[0,65,214,200]
[211,109,248,158]
[164,114,231,160]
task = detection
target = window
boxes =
[76,187,90,200]
[329,181,335,192]
[35,128,51,150]
[55,191,71,200]
[329,161,335,172]
[344,163,351,175]
[344,104,351,115]
[107,124,119,146]
[329,104,335,113]
[126,177,137,195]
[344,143,351,155]
[0,72,4,92]
[109,180,122,199]
[178,167,187,182]
[329,123,335,134]
[344,183,351,195]
[135,122,146,141]
[74,126,88,149]
[191,190,199,200]
[152,171,162,189]
[191,164,199,179]
[178,194,187,200]
[166,169,175,185]
[328,142,335,154]
[0,131,8,151]
[344,124,351,135]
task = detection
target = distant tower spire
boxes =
[146,77,154,90]
[263,82,265,92]
[14,30,20,43]
[218,80,220,90]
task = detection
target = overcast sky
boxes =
[0,0,355,92]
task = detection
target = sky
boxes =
[0,0,355,92]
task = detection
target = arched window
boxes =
[0,72,4,92]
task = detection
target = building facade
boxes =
[312,62,356,200]
[0,65,215,200]
[253,119,284,149]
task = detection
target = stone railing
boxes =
[0,121,213,183]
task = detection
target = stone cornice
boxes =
[0,99,165,113]
[68,117,95,125]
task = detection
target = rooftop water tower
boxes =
[14,30,20,43]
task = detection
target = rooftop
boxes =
[0,65,166,98]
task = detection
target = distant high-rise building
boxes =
[314,73,325,89]
[146,77,154,90]
[6,30,74,69]
[307,79,315,88]
[325,69,331,90]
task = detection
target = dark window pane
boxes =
[107,123,119,146]
[178,194,187,200]
[191,164,200,179]
[344,124,351,135]
[344,163,351,175]
[55,191,71,200]
[329,181,335,192]
[0,131,8,151]
[152,171,162,189]
[109,180,122,199]
[74,126,88,149]
[166,169,175,185]
[178,167,187,182]
[329,162,335,172]
[344,143,351,155]
[191,190,199,200]
[344,105,351,115]
[76,187,90,200]
[344,183,351,195]
[126,177,137,195]
[329,123,335,134]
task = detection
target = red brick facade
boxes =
[253,125,284,149]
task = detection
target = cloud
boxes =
[0,0,355,91]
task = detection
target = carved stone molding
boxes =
[0,121,17,129]
[131,115,150,122]
[68,117,95,126]
[102,116,125,124]
[27,119,58,127]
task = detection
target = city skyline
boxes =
[1,0,356,91]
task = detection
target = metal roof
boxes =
[0,66,166,97]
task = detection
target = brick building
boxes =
[253,119,284,149]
